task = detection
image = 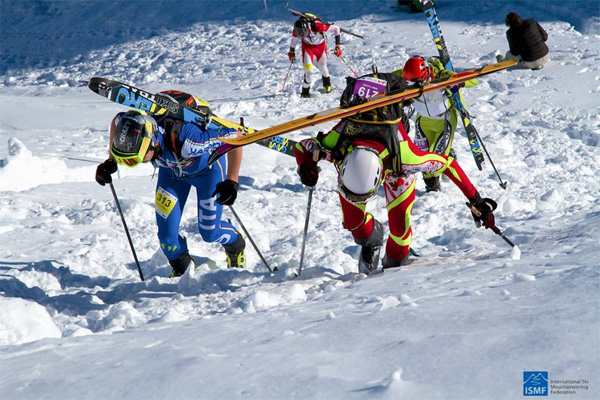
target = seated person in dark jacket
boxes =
[497,12,549,70]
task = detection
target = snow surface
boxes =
[1,1,599,399]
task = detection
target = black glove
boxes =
[347,95,369,107]
[297,162,319,187]
[212,179,239,205]
[467,193,497,229]
[95,159,118,186]
[288,48,296,62]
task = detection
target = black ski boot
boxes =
[382,254,411,270]
[169,250,194,277]
[322,76,333,93]
[355,219,384,274]
[300,86,310,98]
[424,176,441,192]
[223,234,246,268]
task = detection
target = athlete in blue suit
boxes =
[95,109,245,277]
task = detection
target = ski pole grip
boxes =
[466,202,482,218]
[312,149,323,162]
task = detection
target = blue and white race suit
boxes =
[116,111,241,261]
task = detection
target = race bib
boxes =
[155,187,178,219]
[352,77,387,99]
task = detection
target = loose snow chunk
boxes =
[400,294,418,307]
[251,290,280,310]
[152,309,186,324]
[0,297,61,345]
[284,283,307,303]
[87,302,148,333]
[0,138,86,191]
[536,188,563,212]
[380,296,401,310]
[510,245,522,260]
[458,290,482,297]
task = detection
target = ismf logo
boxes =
[523,371,548,396]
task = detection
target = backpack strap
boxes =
[163,117,185,158]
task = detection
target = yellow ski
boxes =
[211,116,297,157]
[208,60,516,164]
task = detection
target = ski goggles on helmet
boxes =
[110,111,159,167]
[339,184,379,204]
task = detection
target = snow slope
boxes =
[0,1,599,399]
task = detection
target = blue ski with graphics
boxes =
[88,77,297,157]
[420,0,486,171]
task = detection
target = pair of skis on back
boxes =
[89,57,515,166]
[419,0,508,188]
[286,4,364,39]
[208,59,514,164]
[87,77,298,157]
[419,1,484,173]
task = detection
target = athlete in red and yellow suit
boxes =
[295,121,481,266]
[290,20,341,95]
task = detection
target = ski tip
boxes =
[409,248,421,258]
[208,144,234,165]
[87,77,99,91]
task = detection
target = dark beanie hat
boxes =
[506,12,522,26]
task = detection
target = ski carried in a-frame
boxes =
[208,60,516,165]
[420,0,486,171]
[87,77,297,157]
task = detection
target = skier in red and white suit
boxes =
[287,16,342,98]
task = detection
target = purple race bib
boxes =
[352,77,387,99]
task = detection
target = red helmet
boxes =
[403,56,432,82]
